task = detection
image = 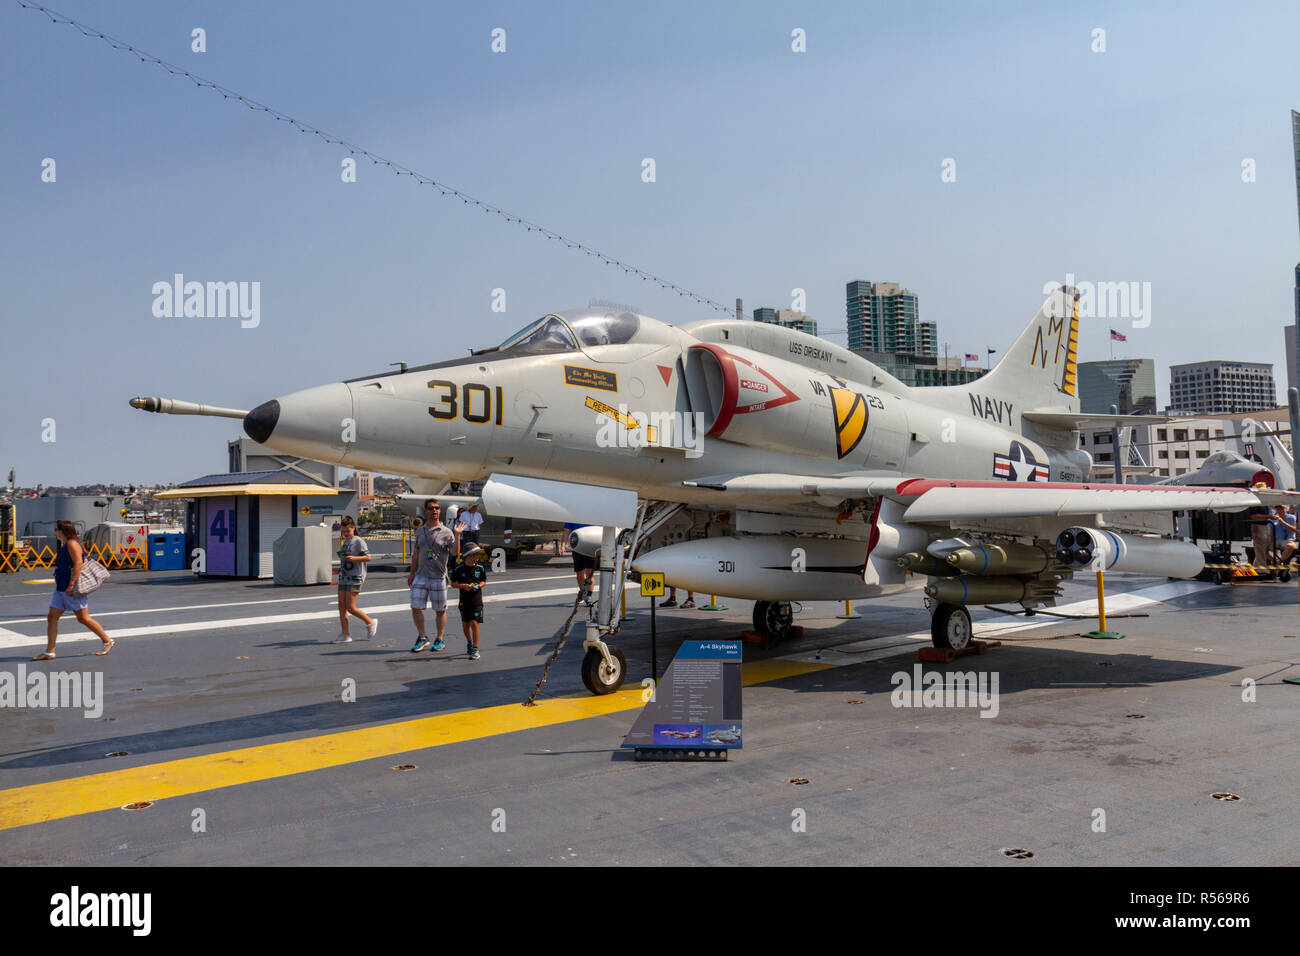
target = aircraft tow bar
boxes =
[522,587,592,707]
[523,502,649,702]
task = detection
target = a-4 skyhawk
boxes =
[132,287,1297,694]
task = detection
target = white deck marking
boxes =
[0,581,632,648]
[0,571,577,626]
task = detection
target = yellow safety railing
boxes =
[84,542,146,569]
[0,543,146,573]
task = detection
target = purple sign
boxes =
[206,497,235,574]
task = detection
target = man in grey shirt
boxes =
[409,499,461,652]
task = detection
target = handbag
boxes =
[71,556,111,597]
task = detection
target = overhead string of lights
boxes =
[15,1,734,315]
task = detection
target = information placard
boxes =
[623,640,742,750]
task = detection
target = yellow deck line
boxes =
[0,658,831,831]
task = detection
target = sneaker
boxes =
[333,634,353,644]
[432,636,446,651]
[658,597,677,608]
[469,647,480,661]
[366,619,379,640]
[411,637,431,652]
[681,598,696,609]
[466,641,474,657]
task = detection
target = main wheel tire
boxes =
[753,600,794,647]
[581,646,627,695]
[930,603,973,651]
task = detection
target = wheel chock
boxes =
[739,625,803,648]
[918,639,1002,663]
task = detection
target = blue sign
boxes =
[623,640,742,750]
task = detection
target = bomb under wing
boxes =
[945,542,1054,575]
[924,574,1063,606]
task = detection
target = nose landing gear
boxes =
[580,643,628,695]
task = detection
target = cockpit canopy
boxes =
[494,308,671,355]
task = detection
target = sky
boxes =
[3,0,1300,486]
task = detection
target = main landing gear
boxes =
[752,600,795,649]
[929,602,973,651]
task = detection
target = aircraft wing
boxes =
[894,478,1299,522]
[680,473,903,508]
[679,473,1300,520]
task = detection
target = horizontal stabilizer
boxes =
[1022,410,1170,429]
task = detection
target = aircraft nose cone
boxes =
[243,399,281,443]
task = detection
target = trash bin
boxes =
[150,533,186,571]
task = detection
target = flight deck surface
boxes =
[2,555,1297,866]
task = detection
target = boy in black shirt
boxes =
[450,543,488,660]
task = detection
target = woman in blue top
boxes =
[35,520,114,661]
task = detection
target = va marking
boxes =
[969,393,1014,425]
[809,379,885,409]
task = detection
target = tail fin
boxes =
[975,286,1080,413]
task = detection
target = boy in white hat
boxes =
[449,543,488,660]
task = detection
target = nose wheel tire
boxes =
[930,602,973,651]
[581,646,627,695]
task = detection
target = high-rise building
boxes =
[1292,110,1300,240]
[355,471,374,500]
[753,307,817,337]
[845,280,934,355]
[1168,361,1277,415]
[774,308,816,336]
[1078,359,1157,415]
[1286,323,1297,395]
[858,351,986,387]
[1291,112,1300,396]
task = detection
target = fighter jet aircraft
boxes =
[131,286,1297,694]
[1159,450,1273,488]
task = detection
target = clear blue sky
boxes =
[4,0,1300,485]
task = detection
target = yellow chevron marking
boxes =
[830,387,868,460]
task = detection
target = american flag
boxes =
[965,353,979,362]
[1110,328,1127,342]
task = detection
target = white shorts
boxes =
[410,576,447,611]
